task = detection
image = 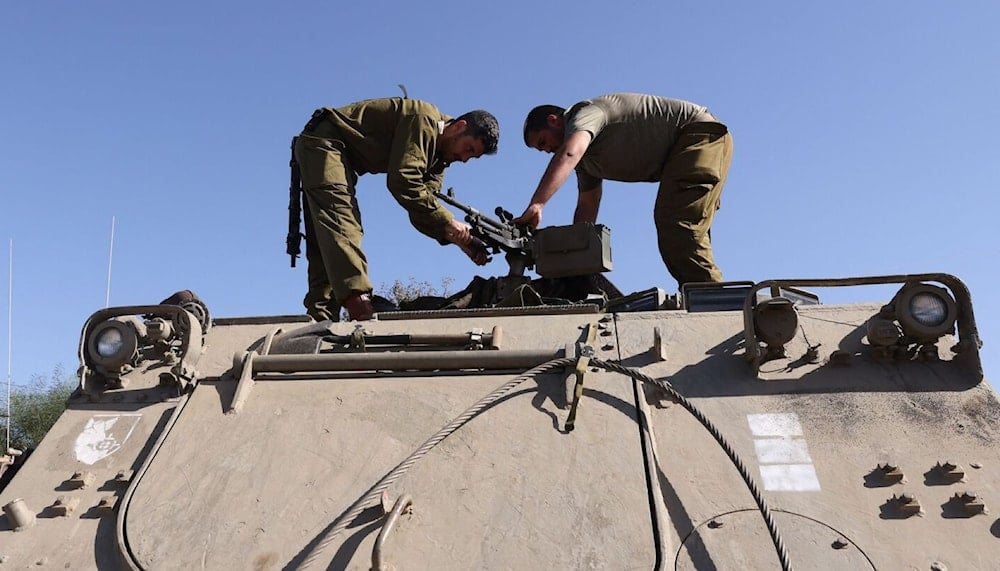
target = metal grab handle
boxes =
[251,348,562,373]
[371,494,413,571]
[227,347,567,414]
[324,325,503,350]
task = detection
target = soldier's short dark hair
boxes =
[455,110,500,155]
[523,105,565,145]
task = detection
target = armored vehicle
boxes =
[0,266,996,569]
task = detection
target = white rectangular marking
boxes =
[747,413,803,437]
[759,464,821,492]
[754,438,812,464]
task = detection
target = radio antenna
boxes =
[105,216,115,308]
[5,239,12,454]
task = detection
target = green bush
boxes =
[1,365,76,452]
[377,276,455,306]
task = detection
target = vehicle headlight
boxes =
[894,283,957,342]
[95,327,125,358]
[908,292,949,327]
[87,320,139,369]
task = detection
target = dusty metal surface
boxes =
[614,305,999,570]
[122,313,654,569]
[0,369,181,569]
[1,276,998,570]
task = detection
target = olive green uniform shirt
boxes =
[294,98,460,317]
[309,97,455,241]
[564,93,716,191]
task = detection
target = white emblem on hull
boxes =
[75,414,142,465]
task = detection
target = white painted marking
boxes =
[759,464,822,491]
[748,412,821,492]
[754,437,812,464]
[747,413,803,437]
[74,414,141,465]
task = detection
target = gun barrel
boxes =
[433,191,473,214]
[435,190,509,232]
[434,189,533,265]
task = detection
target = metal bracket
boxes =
[566,323,598,432]
[469,328,484,350]
[742,274,983,380]
[78,303,205,395]
[228,351,256,415]
[350,325,367,352]
[650,326,667,362]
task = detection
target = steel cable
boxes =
[591,358,792,571]
[295,356,791,571]
[295,357,576,570]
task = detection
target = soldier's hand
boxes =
[512,203,543,230]
[444,219,473,245]
[458,239,490,266]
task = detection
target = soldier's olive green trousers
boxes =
[294,134,373,321]
[654,122,733,287]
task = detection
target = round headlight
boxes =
[895,283,957,341]
[87,320,139,369]
[908,292,948,327]
[96,327,125,358]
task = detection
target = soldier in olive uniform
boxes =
[294,98,499,321]
[514,93,732,288]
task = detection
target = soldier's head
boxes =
[439,110,499,165]
[523,105,566,154]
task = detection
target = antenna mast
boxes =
[105,216,115,308]
[5,239,12,455]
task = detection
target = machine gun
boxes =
[435,187,614,286]
[434,188,535,277]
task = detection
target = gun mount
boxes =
[434,188,535,277]
[435,188,614,301]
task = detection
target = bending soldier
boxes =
[514,93,732,288]
[294,98,499,321]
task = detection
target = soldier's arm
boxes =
[385,114,454,242]
[514,130,593,229]
[574,181,603,224]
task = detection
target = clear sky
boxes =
[2,2,998,388]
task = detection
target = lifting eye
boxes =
[892,283,958,342]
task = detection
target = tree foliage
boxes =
[377,276,454,307]
[1,365,75,452]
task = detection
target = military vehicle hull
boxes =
[1,275,996,570]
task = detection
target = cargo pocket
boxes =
[665,123,729,189]
[294,135,354,191]
[658,123,731,217]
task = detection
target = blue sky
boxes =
[2,1,998,387]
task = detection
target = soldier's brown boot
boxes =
[344,292,374,321]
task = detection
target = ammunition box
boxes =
[532,223,613,278]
